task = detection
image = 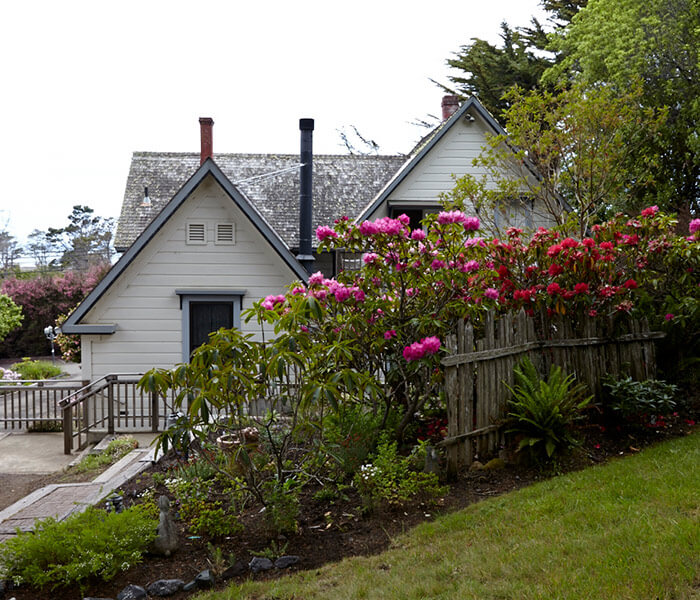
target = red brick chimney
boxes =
[199,117,214,164]
[441,95,460,121]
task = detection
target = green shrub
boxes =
[603,376,679,421]
[181,500,243,538]
[262,477,301,535]
[324,405,384,475]
[506,358,591,460]
[353,435,445,510]
[10,357,62,380]
[0,505,156,590]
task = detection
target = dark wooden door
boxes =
[189,301,233,354]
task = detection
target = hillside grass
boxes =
[196,432,700,600]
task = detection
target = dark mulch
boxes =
[3,413,697,600]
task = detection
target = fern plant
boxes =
[506,358,592,460]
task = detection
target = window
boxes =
[176,290,245,361]
[389,207,439,230]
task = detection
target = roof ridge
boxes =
[131,151,405,160]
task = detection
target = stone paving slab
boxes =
[0,442,159,542]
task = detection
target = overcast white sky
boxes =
[0,0,547,256]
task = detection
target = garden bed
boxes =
[3,412,696,600]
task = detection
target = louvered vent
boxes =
[187,222,206,244]
[216,222,235,244]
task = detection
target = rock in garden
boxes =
[469,460,484,471]
[249,557,274,573]
[274,555,300,569]
[222,560,248,579]
[146,579,185,596]
[194,569,215,589]
[151,495,178,556]
[116,584,148,600]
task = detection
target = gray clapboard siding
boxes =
[80,179,299,379]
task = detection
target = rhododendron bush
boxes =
[0,264,109,357]
[248,207,698,436]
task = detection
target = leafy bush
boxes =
[0,293,23,342]
[182,500,243,538]
[324,405,384,475]
[10,357,62,380]
[506,357,591,460]
[353,435,445,510]
[262,477,301,535]
[603,376,679,421]
[0,505,156,589]
[0,264,108,357]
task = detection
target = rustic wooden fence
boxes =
[441,309,664,474]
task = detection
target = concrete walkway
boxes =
[0,432,159,543]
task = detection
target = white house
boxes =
[63,96,558,380]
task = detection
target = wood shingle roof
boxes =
[115,152,407,252]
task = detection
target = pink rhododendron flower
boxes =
[462,260,479,273]
[422,336,441,354]
[599,241,614,251]
[359,220,379,236]
[690,219,700,234]
[261,294,286,310]
[334,286,351,302]
[316,225,338,241]
[402,336,441,361]
[547,244,563,257]
[384,329,397,340]
[622,279,638,289]
[438,210,467,224]
[397,213,411,225]
[308,271,325,286]
[291,286,306,295]
[484,288,499,300]
[431,259,446,270]
[665,313,674,321]
[641,205,659,218]
[561,238,579,249]
[354,289,366,302]
[464,237,485,248]
[463,217,480,231]
[411,229,426,241]
[574,283,589,294]
[363,253,378,264]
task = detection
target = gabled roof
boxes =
[355,96,506,223]
[63,159,309,334]
[115,152,406,252]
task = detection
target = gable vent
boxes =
[216,222,235,244]
[187,222,206,244]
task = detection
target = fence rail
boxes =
[0,380,83,431]
[441,309,663,474]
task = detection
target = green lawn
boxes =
[197,432,700,600]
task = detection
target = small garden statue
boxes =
[152,495,178,556]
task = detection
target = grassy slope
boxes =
[198,432,700,600]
